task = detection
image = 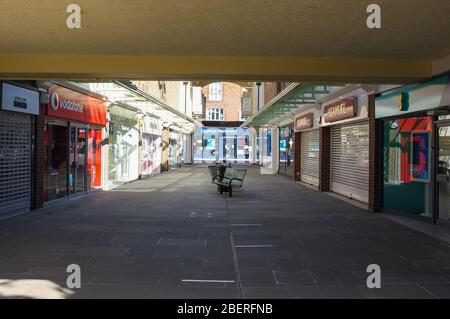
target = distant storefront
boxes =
[169,128,182,169]
[193,127,251,164]
[140,115,162,177]
[376,76,450,222]
[293,86,370,203]
[0,82,39,217]
[323,96,370,203]
[294,110,320,187]
[43,84,107,203]
[107,105,139,188]
[279,124,294,178]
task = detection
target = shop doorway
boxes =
[279,125,294,178]
[438,123,450,221]
[44,121,69,202]
[69,125,87,195]
[382,117,433,217]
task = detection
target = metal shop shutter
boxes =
[0,110,32,217]
[331,122,369,203]
[301,129,320,186]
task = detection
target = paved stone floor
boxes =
[1,166,450,299]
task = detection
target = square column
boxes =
[319,126,330,192]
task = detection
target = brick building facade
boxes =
[201,82,244,122]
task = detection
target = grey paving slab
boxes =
[1,165,450,299]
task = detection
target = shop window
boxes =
[142,133,161,175]
[267,130,272,156]
[383,117,432,216]
[44,124,68,202]
[88,129,102,190]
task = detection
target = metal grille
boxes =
[331,122,369,203]
[301,129,320,186]
[0,110,32,216]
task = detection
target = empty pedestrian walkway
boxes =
[0,166,450,299]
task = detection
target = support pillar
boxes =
[319,126,330,192]
[161,127,169,172]
[294,131,301,181]
[368,94,382,212]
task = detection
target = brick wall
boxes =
[368,94,382,212]
[33,115,45,210]
[264,82,278,105]
[319,126,331,192]
[202,82,243,121]
[264,82,292,105]
[294,132,301,181]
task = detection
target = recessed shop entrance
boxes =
[69,125,87,195]
[45,120,103,203]
[437,120,450,221]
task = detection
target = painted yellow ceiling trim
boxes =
[0,54,432,83]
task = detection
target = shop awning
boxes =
[241,83,343,128]
[79,81,202,134]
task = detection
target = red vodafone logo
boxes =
[49,91,84,113]
[46,85,106,126]
[50,92,60,111]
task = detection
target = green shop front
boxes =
[376,76,450,223]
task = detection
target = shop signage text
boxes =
[295,113,314,131]
[1,83,39,115]
[46,85,107,126]
[323,98,357,123]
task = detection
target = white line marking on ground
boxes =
[231,224,262,227]
[181,279,235,283]
[234,245,274,248]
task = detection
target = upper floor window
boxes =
[208,82,223,101]
[207,108,224,121]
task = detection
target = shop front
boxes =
[278,124,294,178]
[140,115,162,178]
[169,128,182,169]
[43,84,106,203]
[0,82,39,217]
[107,105,139,188]
[376,76,450,222]
[294,110,320,187]
[322,90,370,203]
[259,128,272,168]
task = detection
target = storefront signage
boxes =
[1,83,39,115]
[323,98,357,123]
[46,85,107,126]
[294,113,314,131]
[375,76,450,119]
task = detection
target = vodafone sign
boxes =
[46,85,107,126]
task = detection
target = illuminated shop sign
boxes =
[46,85,107,126]
[294,113,314,132]
[323,97,357,123]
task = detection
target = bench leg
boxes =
[229,187,232,197]
[220,187,223,194]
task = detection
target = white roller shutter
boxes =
[0,110,32,217]
[331,122,369,203]
[301,129,320,186]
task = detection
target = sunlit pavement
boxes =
[1,166,450,299]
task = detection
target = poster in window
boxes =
[411,132,430,182]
